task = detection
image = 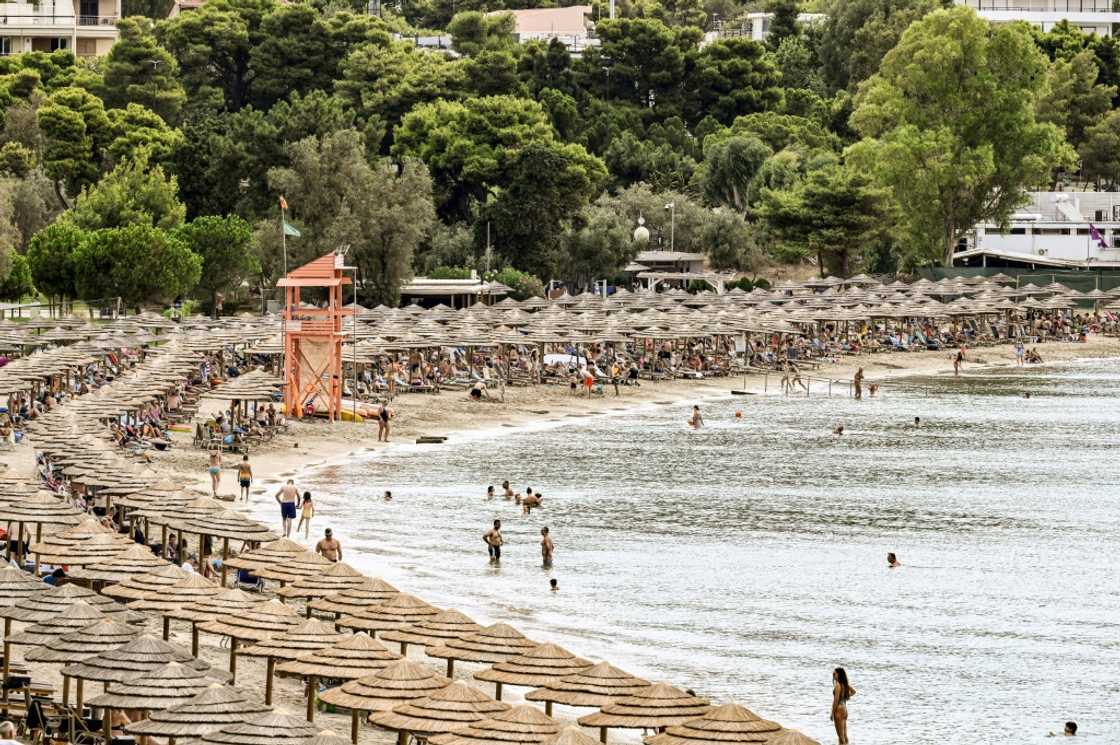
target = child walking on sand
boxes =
[297,492,315,538]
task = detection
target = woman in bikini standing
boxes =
[830,667,855,745]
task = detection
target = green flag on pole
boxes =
[283,221,301,237]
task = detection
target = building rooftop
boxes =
[635,250,707,263]
[492,5,592,36]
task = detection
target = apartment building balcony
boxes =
[958,0,1120,34]
[0,0,120,56]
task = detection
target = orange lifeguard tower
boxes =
[276,251,352,422]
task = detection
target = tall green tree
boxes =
[483,140,608,279]
[157,0,275,112]
[36,86,112,206]
[67,155,185,231]
[582,19,699,111]
[849,6,1073,266]
[0,253,33,300]
[755,163,892,275]
[818,0,948,91]
[102,17,186,124]
[699,135,773,215]
[767,0,800,50]
[448,11,516,56]
[687,37,783,124]
[26,220,82,302]
[1036,50,1115,151]
[558,200,635,290]
[173,215,256,315]
[106,103,184,166]
[392,96,556,220]
[72,224,201,308]
[1080,110,1120,188]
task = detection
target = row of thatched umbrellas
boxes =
[0,520,819,745]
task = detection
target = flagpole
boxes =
[281,204,288,275]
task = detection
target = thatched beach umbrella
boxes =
[475,643,592,701]
[128,572,221,640]
[126,683,272,743]
[253,550,334,584]
[167,587,268,656]
[641,704,783,745]
[427,703,561,745]
[369,680,511,742]
[6,600,111,647]
[0,565,46,608]
[276,562,370,610]
[303,730,353,745]
[525,663,650,715]
[578,683,712,743]
[197,598,301,682]
[546,726,604,745]
[319,660,450,744]
[380,609,481,655]
[426,623,539,678]
[308,578,399,618]
[102,563,193,600]
[223,537,308,571]
[2,581,134,623]
[336,593,440,636]
[88,660,218,742]
[24,616,143,711]
[175,509,278,582]
[240,619,349,705]
[30,531,132,569]
[200,711,319,745]
[276,633,401,722]
[69,542,171,584]
[60,633,214,685]
[769,730,820,745]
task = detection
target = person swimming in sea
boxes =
[689,405,703,428]
[887,552,901,568]
[834,422,845,435]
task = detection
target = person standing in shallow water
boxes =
[540,527,554,568]
[484,519,503,562]
[831,667,855,745]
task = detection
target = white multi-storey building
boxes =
[0,0,120,58]
[954,192,1120,269]
[957,0,1120,37]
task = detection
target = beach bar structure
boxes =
[276,251,352,421]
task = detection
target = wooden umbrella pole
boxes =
[599,727,607,743]
[397,730,406,745]
[61,675,69,708]
[545,701,552,717]
[162,616,171,641]
[495,682,503,701]
[446,658,454,677]
[76,678,83,711]
[350,709,359,744]
[305,675,316,722]
[104,706,112,744]
[192,625,199,658]
[221,537,230,586]
[1,623,10,704]
[265,657,275,705]
[229,638,238,682]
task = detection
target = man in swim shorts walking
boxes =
[484,519,503,563]
[275,479,300,538]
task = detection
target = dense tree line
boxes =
[0,0,1113,309]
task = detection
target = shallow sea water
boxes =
[279,359,1120,744]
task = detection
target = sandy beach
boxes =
[5,335,1119,744]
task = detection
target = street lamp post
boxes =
[665,202,676,251]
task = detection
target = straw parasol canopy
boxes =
[276,632,400,680]
[176,508,278,544]
[60,633,214,683]
[168,586,268,623]
[380,609,482,653]
[2,581,142,623]
[368,680,511,736]
[102,563,193,600]
[198,598,303,643]
[276,562,369,601]
[86,660,215,710]
[126,683,273,740]
[223,537,309,571]
[2,490,82,529]
[545,726,603,745]
[475,643,593,696]
[319,660,451,713]
[336,593,440,635]
[6,600,111,646]
[69,542,171,583]
[768,731,820,745]
[525,662,650,709]
[426,623,539,677]
[641,704,783,745]
[24,617,142,664]
[29,530,132,566]
[127,572,221,613]
[253,550,334,584]
[201,712,319,745]
[0,566,47,608]
[427,704,561,745]
[578,683,713,733]
[308,578,399,617]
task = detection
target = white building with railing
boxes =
[0,0,120,57]
[957,0,1120,36]
[954,192,1120,269]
